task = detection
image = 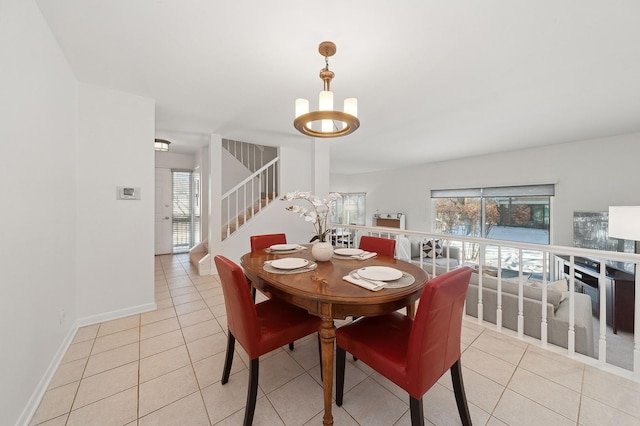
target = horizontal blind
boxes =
[172,170,192,252]
[432,184,554,198]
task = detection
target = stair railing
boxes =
[222,138,266,173]
[221,157,279,240]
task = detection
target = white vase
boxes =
[311,241,334,262]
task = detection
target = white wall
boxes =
[75,84,156,319]
[0,0,78,424]
[154,151,196,170]
[331,132,640,246]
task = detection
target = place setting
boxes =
[343,266,415,291]
[264,243,307,254]
[333,247,377,260]
[263,257,317,274]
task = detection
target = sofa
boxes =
[401,238,594,357]
[464,270,594,356]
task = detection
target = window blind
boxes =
[432,184,554,198]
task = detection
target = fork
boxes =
[350,272,385,287]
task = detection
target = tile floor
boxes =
[30,254,640,425]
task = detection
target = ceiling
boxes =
[36,1,640,175]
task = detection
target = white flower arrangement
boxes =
[283,191,342,242]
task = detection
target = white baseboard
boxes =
[76,302,157,327]
[16,301,157,426]
[15,324,77,426]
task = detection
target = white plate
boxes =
[269,244,299,251]
[334,248,364,256]
[270,258,309,270]
[357,266,403,281]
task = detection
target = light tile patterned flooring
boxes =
[30,254,640,425]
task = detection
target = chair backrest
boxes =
[406,266,472,397]
[250,233,287,251]
[214,255,261,356]
[359,235,396,257]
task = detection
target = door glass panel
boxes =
[172,170,193,253]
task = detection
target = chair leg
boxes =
[335,346,346,406]
[244,358,259,426]
[409,396,424,426]
[450,360,472,426]
[289,342,295,350]
[221,332,235,384]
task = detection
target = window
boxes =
[172,170,194,253]
[432,184,554,276]
[331,192,366,225]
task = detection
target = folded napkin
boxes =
[343,274,385,291]
[355,251,377,260]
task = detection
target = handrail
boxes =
[222,157,278,199]
[329,223,640,381]
[221,157,279,240]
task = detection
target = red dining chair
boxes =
[351,235,399,327]
[250,233,287,252]
[214,255,322,426]
[359,235,396,257]
[248,233,297,350]
[335,266,473,426]
[248,233,287,299]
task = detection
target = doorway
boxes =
[155,168,198,254]
[155,168,172,255]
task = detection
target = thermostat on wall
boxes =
[117,186,141,200]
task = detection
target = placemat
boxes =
[348,269,415,288]
[263,261,317,274]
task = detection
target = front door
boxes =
[155,168,172,255]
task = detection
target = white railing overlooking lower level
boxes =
[221,157,279,240]
[330,223,640,382]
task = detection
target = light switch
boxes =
[117,186,141,200]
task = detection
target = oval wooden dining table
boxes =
[240,247,429,426]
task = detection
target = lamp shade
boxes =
[608,206,640,241]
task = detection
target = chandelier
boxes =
[294,41,360,138]
[154,138,171,152]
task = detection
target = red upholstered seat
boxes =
[336,266,473,426]
[359,235,396,257]
[215,255,321,426]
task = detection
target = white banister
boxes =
[540,253,548,348]
[329,223,640,382]
[221,157,279,240]
[496,246,503,331]
[598,260,608,364]
[517,248,524,339]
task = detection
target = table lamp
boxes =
[608,206,640,254]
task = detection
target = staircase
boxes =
[189,240,210,276]
[221,191,277,240]
[189,139,280,275]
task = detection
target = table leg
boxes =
[406,302,416,319]
[319,318,336,425]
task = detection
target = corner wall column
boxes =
[209,134,222,274]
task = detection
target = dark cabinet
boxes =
[557,256,634,334]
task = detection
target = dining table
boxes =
[240,245,430,426]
